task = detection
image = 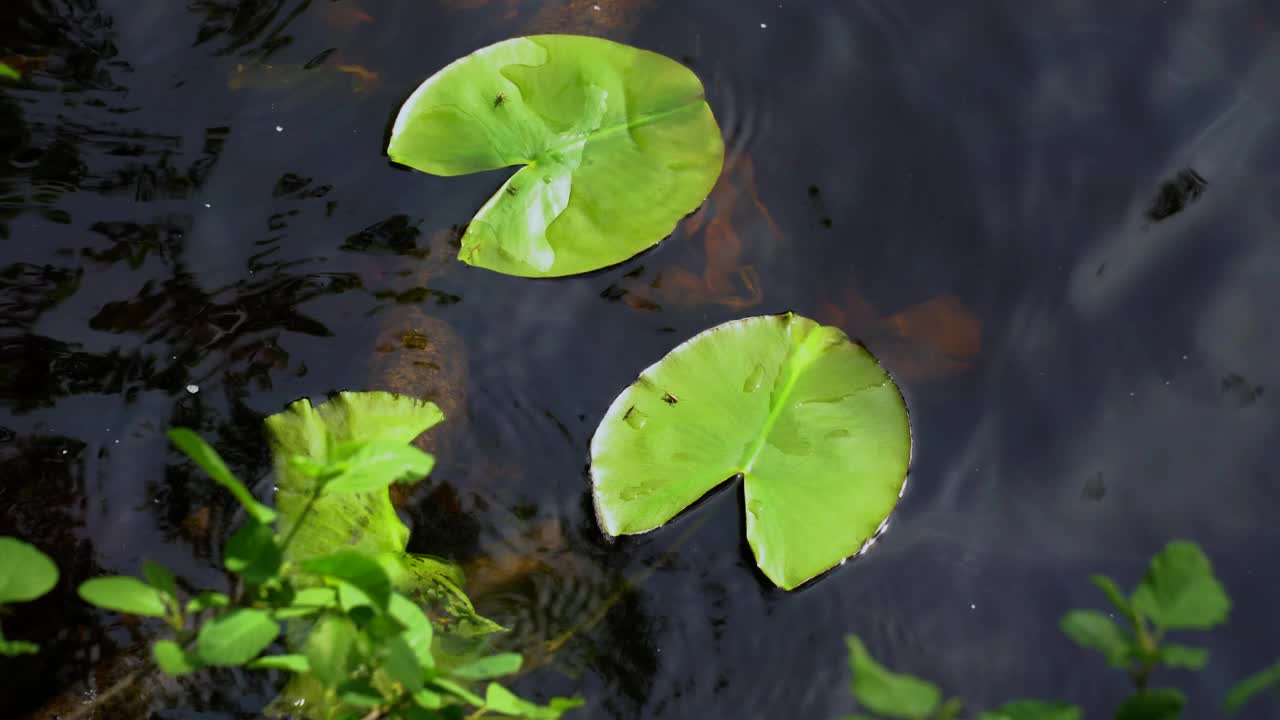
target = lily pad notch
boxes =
[387,34,725,278]
[589,313,912,590]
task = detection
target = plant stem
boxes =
[61,662,152,720]
[279,485,325,555]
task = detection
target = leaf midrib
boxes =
[739,329,889,475]
[527,97,707,166]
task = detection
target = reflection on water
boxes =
[3,0,1280,718]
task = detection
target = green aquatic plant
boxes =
[1059,541,1227,690]
[590,313,911,590]
[0,537,59,655]
[388,34,724,278]
[73,391,580,720]
[838,540,1278,720]
[0,62,19,81]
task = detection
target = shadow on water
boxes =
[3,0,1280,718]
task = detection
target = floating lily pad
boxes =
[590,313,911,590]
[388,34,724,277]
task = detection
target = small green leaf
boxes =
[337,679,384,708]
[432,677,485,707]
[248,653,312,672]
[979,700,1082,720]
[0,63,20,81]
[1115,688,1185,720]
[1131,541,1230,630]
[1059,610,1133,668]
[305,614,359,687]
[935,697,965,720]
[224,520,282,585]
[287,454,329,479]
[1226,659,1280,714]
[1158,643,1208,670]
[0,625,39,656]
[0,537,59,604]
[142,561,178,602]
[846,635,941,720]
[413,688,443,709]
[380,635,424,691]
[1090,574,1136,623]
[274,587,337,619]
[483,683,538,716]
[453,653,523,680]
[388,592,434,671]
[186,591,230,613]
[322,441,436,495]
[152,640,199,676]
[0,638,40,655]
[167,429,276,523]
[78,576,168,617]
[336,580,378,613]
[302,551,391,610]
[195,608,280,666]
[483,683,584,719]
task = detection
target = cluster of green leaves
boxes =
[6,392,579,720]
[840,541,1279,719]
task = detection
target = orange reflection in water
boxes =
[622,155,781,311]
[818,290,983,383]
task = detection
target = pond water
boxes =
[4,0,1280,717]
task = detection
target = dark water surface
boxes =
[4,0,1280,717]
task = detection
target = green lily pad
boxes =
[590,313,911,590]
[388,34,724,277]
